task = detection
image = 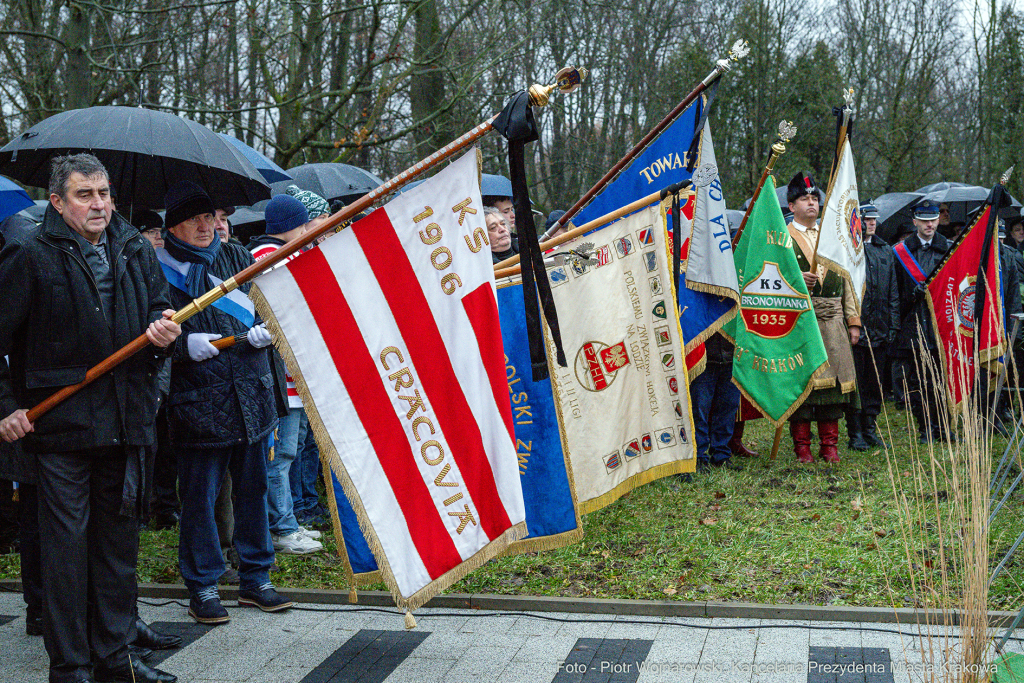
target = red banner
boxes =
[925,205,1005,411]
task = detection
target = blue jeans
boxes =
[690,362,740,464]
[289,414,321,517]
[267,408,302,536]
[178,440,274,593]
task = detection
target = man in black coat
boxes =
[158,181,290,625]
[892,199,950,442]
[846,204,900,450]
[0,154,180,683]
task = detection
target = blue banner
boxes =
[572,99,702,227]
[329,470,379,575]
[498,281,581,551]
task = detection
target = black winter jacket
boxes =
[893,232,951,355]
[0,206,171,453]
[999,243,1024,347]
[858,235,900,348]
[165,242,277,449]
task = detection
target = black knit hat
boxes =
[164,181,215,229]
[786,172,819,205]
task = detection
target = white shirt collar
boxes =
[792,219,817,233]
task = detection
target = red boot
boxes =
[790,421,814,463]
[818,420,840,463]
[728,421,758,457]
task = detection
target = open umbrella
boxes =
[914,181,972,194]
[0,106,271,210]
[217,133,291,184]
[872,192,924,243]
[0,175,33,222]
[286,163,384,203]
[923,184,1023,223]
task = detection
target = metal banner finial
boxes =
[1001,166,1014,186]
[692,163,718,188]
[529,66,588,107]
[777,120,797,143]
[843,87,855,111]
[729,39,750,60]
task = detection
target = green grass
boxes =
[3,402,1021,611]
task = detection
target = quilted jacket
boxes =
[165,242,277,449]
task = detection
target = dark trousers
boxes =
[894,350,943,436]
[37,449,137,683]
[853,344,887,417]
[19,482,42,618]
[177,440,273,593]
[150,404,179,518]
[690,362,740,463]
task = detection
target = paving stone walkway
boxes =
[0,593,1019,683]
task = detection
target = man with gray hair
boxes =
[0,154,180,683]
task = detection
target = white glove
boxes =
[247,324,273,349]
[187,333,222,361]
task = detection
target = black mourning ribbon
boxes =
[494,91,567,380]
[974,183,1009,334]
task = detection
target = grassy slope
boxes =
[1,404,1020,610]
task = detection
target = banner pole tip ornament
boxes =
[1001,166,1014,186]
[703,39,749,86]
[528,66,588,107]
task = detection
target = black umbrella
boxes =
[872,192,924,243]
[914,181,972,194]
[0,106,270,210]
[924,185,1023,223]
[286,163,384,203]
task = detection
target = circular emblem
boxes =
[574,340,630,392]
[955,276,976,337]
[692,163,718,188]
[844,198,862,250]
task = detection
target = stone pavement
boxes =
[0,591,1020,683]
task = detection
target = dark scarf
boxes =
[163,231,222,296]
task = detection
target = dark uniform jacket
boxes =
[999,243,1023,347]
[893,232,951,354]
[165,242,277,449]
[0,206,171,453]
[858,235,900,348]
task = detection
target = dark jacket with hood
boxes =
[858,234,900,348]
[0,206,171,454]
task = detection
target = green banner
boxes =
[725,176,828,426]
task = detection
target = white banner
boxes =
[543,204,695,514]
[817,138,866,309]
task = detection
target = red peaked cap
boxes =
[786,171,820,204]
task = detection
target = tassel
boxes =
[348,588,358,604]
[404,611,417,630]
[12,489,19,503]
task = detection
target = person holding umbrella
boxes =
[0,154,181,683]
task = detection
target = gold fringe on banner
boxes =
[250,283,527,615]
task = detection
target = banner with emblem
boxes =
[924,199,1005,412]
[494,279,583,554]
[542,204,696,514]
[726,177,829,426]
[817,136,866,310]
[249,149,526,613]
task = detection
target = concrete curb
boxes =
[3,579,1015,628]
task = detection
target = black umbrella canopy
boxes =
[914,181,972,194]
[872,192,924,243]
[286,163,384,203]
[0,106,270,210]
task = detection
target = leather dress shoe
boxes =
[94,658,176,683]
[128,644,153,661]
[134,618,182,650]
[150,511,180,531]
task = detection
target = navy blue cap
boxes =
[264,194,309,235]
[860,203,879,219]
[913,199,941,221]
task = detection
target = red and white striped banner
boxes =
[250,150,526,610]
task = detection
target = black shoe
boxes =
[711,458,744,471]
[918,432,932,444]
[696,459,712,473]
[150,511,180,531]
[862,418,887,447]
[238,583,293,612]
[128,644,153,662]
[848,435,869,451]
[26,612,43,636]
[94,657,176,683]
[188,588,229,625]
[219,567,240,585]
[134,618,182,650]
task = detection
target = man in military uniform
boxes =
[786,173,861,463]
[892,199,950,442]
[845,203,899,450]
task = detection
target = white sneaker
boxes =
[271,531,323,554]
[296,525,322,540]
